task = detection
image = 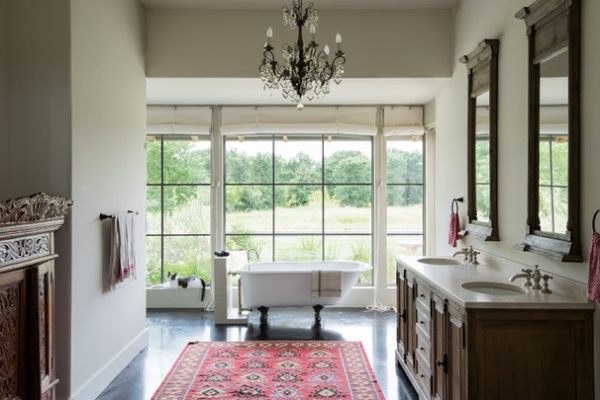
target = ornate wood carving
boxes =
[0,235,50,265]
[0,192,73,224]
[39,274,48,376]
[0,284,21,398]
[0,193,71,400]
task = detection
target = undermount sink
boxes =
[461,281,527,295]
[417,257,462,266]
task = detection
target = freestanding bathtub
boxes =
[232,261,372,324]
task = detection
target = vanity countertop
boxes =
[395,255,594,310]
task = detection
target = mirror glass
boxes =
[475,92,491,223]
[538,50,568,234]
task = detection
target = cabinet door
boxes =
[396,269,407,359]
[405,274,417,371]
[38,262,58,399]
[431,294,447,400]
[446,303,466,400]
[0,269,29,400]
[432,295,467,400]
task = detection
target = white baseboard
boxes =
[71,328,148,400]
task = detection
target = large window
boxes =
[224,135,373,283]
[386,137,425,285]
[146,135,211,285]
[144,106,427,297]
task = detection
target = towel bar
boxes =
[99,210,138,221]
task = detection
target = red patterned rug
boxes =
[151,341,385,399]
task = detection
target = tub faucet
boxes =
[247,249,259,262]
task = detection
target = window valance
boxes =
[147,106,212,135]
[220,106,377,136]
[382,106,424,136]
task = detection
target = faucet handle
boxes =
[520,268,533,287]
[471,250,480,265]
[541,274,554,294]
[531,265,543,290]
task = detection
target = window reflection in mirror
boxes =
[538,50,568,234]
[475,92,491,223]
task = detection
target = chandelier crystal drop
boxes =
[259,0,346,110]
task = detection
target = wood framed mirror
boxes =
[515,0,581,261]
[460,39,500,241]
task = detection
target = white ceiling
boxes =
[139,0,458,11]
[146,78,452,106]
[142,0,457,106]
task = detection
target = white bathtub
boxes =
[233,261,371,323]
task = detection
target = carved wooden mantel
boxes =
[0,192,72,400]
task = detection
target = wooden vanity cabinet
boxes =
[0,193,72,400]
[396,261,594,400]
[467,309,594,399]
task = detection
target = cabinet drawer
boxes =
[417,331,431,362]
[416,307,431,335]
[415,348,432,395]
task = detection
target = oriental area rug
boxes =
[151,340,385,399]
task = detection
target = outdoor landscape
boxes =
[146,136,424,286]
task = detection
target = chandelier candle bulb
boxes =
[336,33,342,51]
[266,26,273,46]
[310,24,316,42]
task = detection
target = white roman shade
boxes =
[476,106,490,135]
[147,106,212,135]
[382,106,425,136]
[220,106,377,136]
[540,105,568,134]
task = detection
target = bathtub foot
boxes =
[313,304,324,324]
[258,306,269,325]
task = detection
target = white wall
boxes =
[3,1,147,398]
[145,9,454,79]
[436,0,600,395]
[0,0,7,186]
[4,0,71,200]
[69,1,147,398]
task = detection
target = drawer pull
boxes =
[436,354,448,373]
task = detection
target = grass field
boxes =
[146,200,423,285]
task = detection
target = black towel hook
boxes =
[593,209,600,233]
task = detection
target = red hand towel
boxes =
[587,232,600,302]
[448,212,462,248]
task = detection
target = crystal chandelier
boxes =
[259,0,346,110]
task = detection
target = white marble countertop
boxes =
[395,255,594,310]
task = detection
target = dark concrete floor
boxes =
[97,307,418,400]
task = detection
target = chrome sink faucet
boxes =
[509,267,533,287]
[510,265,550,291]
[452,245,480,265]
